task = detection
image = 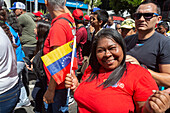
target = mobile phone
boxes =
[22,57,32,68]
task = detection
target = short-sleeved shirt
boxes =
[74,63,158,113]
[125,32,170,72]
[6,22,25,62]
[76,26,87,65]
[18,13,37,46]
[43,13,75,89]
[0,27,18,94]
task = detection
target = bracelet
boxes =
[141,64,148,70]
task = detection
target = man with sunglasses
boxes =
[125,0,170,90]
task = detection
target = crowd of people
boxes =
[0,0,170,113]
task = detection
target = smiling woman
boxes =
[65,28,170,113]
[89,28,126,87]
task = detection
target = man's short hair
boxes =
[47,0,65,11]
[94,10,109,27]
[158,21,169,32]
[138,0,161,15]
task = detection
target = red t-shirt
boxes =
[76,27,87,65]
[74,63,158,113]
[43,13,75,89]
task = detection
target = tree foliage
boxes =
[122,0,143,7]
[109,0,143,16]
[84,0,102,7]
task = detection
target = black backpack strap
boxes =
[58,17,74,28]
[52,17,76,37]
[52,17,74,30]
[77,25,85,30]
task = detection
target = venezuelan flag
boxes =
[41,40,78,85]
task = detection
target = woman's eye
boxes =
[109,47,117,50]
[97,49,104,53]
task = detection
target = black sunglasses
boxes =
[156,27,162,31]
[133,13,159,20]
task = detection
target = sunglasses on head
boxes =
[133,13,159,20]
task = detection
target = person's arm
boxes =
[149,64,170,87]
[43,46,58,104]
[126,55,170,87]
[136,89,170,113]
[43,77,56,104]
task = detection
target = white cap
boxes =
[9,2,25,10]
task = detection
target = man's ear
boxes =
[157,16,162,24]
[99,20,103,26]
[20,9,23,14]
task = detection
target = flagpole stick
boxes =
[67,35,76,105]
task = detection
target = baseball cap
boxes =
[84,15,90,21]
[10,2,25,10]
[93,7,100,12]
[33,11,43,17]
[121,18,135,29]
[72,9,84,20]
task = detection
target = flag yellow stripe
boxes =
[41,40,73,66]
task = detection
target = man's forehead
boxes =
[137,3,157,13]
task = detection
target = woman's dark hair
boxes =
[6,12,22,36]
[35,20,51,54]
[94,10,109,28]
[138,0,161,15]
[88,28,127,88]
[0,9,13,43]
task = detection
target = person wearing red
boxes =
[43,0,75,112]
[43,13,75,89]
[33,11,43,21]
[65,28,170,113]
[72,9,87,66]
[83,15,90,27]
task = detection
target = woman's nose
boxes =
[105,49,112,57]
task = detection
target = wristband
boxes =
[141,64,148,70]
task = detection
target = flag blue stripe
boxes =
[47,52,72,76]
[46,48,77,76]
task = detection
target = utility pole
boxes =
[34,0,38,12]
[30,0,32,12]
[91,0,94,9]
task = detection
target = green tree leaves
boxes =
[84,0,102,7]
